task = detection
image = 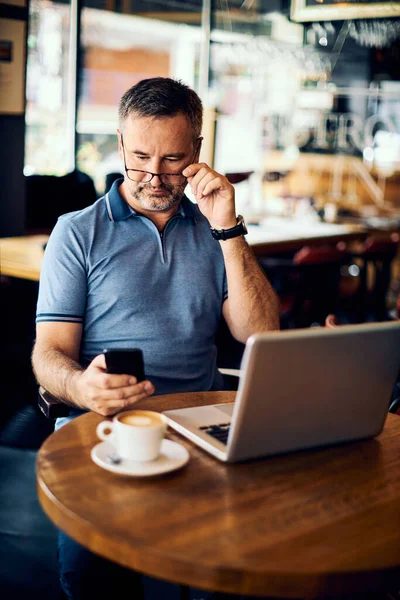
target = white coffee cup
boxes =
[96,410,167,462]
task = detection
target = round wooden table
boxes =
[37,392,400,599]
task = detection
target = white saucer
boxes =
[91,439,190,477]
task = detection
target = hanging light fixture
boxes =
[348,19,400,48]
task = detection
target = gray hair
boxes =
[118,77,203,141]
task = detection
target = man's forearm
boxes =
[221,236,280,341]
[32,346,84,407]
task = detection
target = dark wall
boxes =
[0,116,26,237]
[0,2,28,238]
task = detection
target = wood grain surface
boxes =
[249,228,367,256]
[37,392,400,598]
[0,235,47,281]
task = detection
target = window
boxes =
[76,4,201,194]
[25,0,73,176]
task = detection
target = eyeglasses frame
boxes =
[120,134,201,186]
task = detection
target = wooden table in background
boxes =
[37,391,400,599]
[0,235,47,281]
[247,220,367,255]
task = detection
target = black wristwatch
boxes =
[210,215,248,241]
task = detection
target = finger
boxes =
[192,171,215,198]
[182,162,208,178]
[201,176,225,197]
[97,372,138,390]
[95,379,155,401]
[93,387,156,417]
[90,353,107,370]
[188,167,214,197]
[119,389,157,410]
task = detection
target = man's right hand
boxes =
[72,354,155,417]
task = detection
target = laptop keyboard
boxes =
[199,422,231,444]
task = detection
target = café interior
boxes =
[0,1,400,599]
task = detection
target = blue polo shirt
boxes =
[36,179,227,399]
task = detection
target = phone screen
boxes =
[103,348,145,381]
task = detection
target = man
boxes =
[32,77,279,599]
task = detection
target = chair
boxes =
[349,233,399,322]
[259,244,350,329]
[38,387,70,419]
[215,316,244,390]
[25,169,98,233]
[0,275,56,445]
[225,171,254,184]
[215,315,245,371]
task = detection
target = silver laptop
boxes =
[163,321,400,462]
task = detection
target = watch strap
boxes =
[210,215,248,240]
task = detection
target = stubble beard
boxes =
[131,182,186,212]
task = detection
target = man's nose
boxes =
[149,173,163,187]
[148,159,163,186]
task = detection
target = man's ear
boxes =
[194,137,203,162]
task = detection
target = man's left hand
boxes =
[182,163,237,230]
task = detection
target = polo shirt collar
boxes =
[105,178,197,223]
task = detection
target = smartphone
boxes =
[103,348,145,381]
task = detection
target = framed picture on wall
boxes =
[0,0,27,5]
[291,0,400,22]
[0,18,26,114]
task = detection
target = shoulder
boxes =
[45,197,106,256]
[49,197,108,243]
[58,196,106,229]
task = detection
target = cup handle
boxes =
[97,420,114,442]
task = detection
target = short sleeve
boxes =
[36,216,87,324]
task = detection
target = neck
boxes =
[147,209,179,232]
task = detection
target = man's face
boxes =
[118,113,199,213]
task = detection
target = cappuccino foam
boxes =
[118,411,163,428]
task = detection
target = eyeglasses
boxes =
[121,135,188,186]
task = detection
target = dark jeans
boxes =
[58,532,232,600]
